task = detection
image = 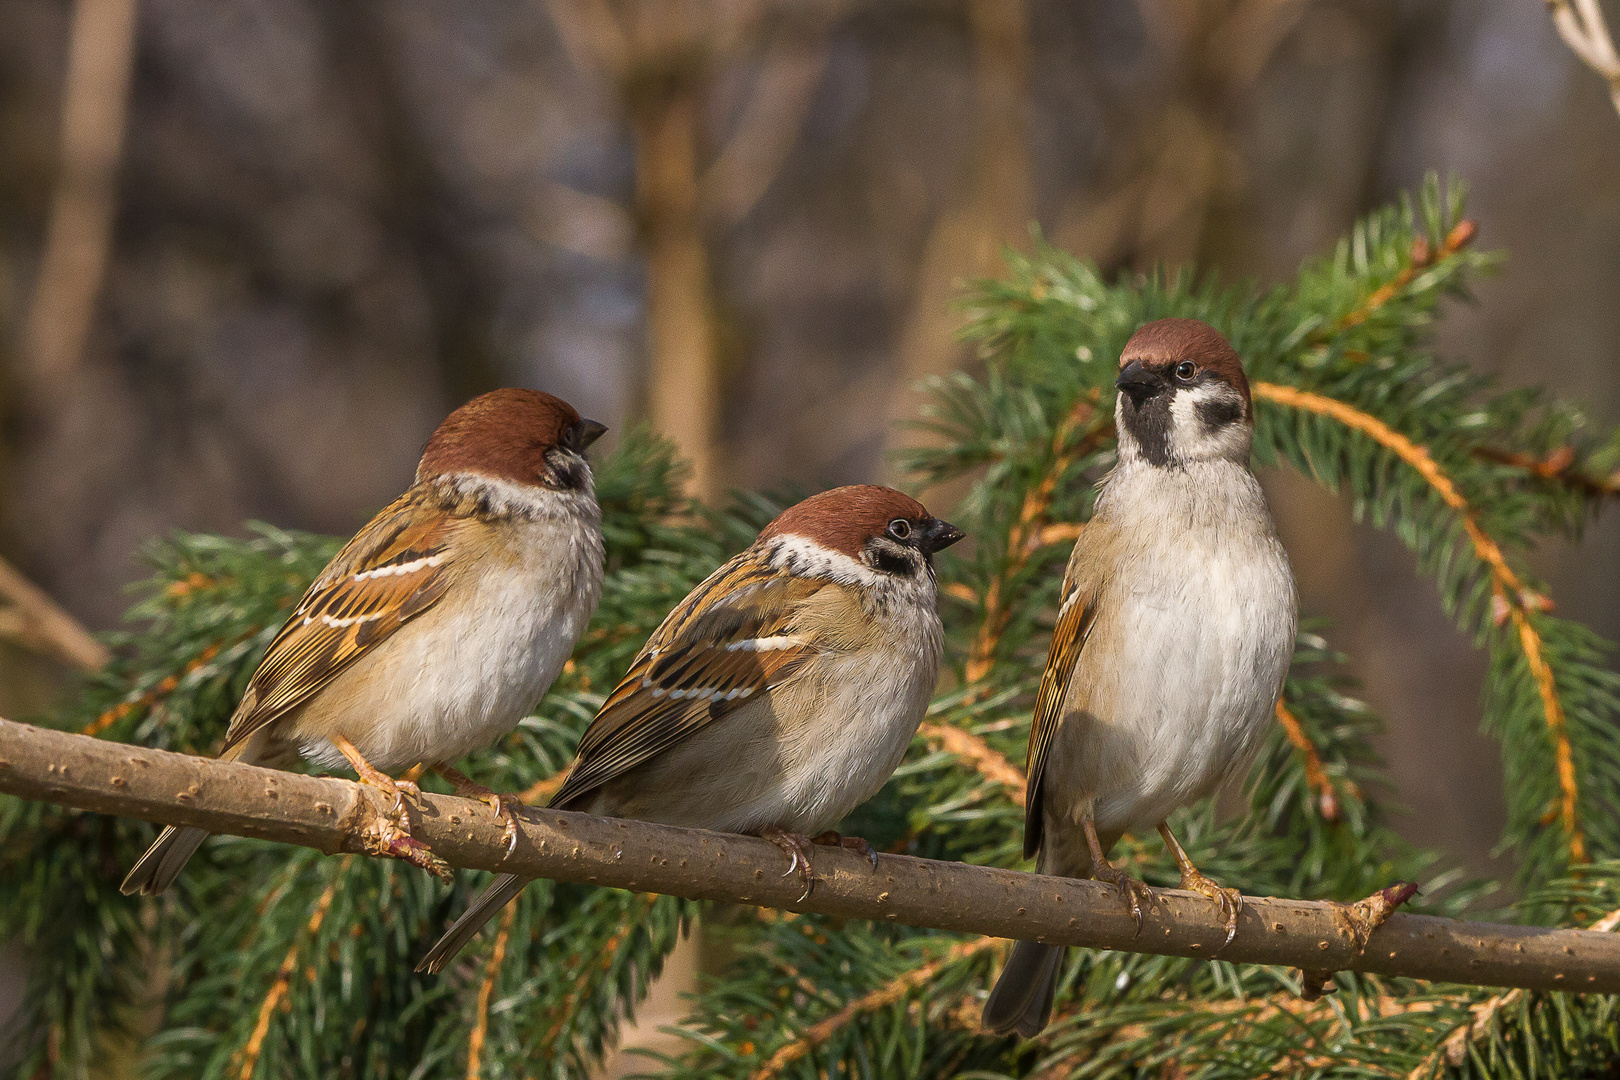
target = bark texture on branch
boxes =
[2,717,1618,994]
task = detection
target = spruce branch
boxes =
[1253,380,1586,865]
[464,903,516,1080]
[960,388,1111,687]
[5,716,1620,997]
[916,721,1027,805]
[1274,699,1351,823]
[748,938,1001,1080]
[1404,904,1620,1080]
[236,864,347,1080]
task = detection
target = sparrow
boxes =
[121,389,607,895]
[981,319,1298,1037]
[415,484,964,973]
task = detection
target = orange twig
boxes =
[1333,220,1477,335]
[1405,905,1620,1080]
[1272,700,1350,823]
[465,903,517,1080]
[1254,382,1586,864]
[237,862,347,1080]
[81,637,237,738]
[518,769,567,805]
[964,392,1108,687]
[748,939,999,1080]
[1474,445,1620,499]
[918,721,1026,807]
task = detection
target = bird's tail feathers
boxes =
[119,737,256,896]
[981,940,1065,1038]
[416,873,529,974]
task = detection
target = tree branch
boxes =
[4,716,1619,995]
[0,555,109,671]
[1546,0,1620,120]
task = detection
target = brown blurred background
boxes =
[2,0,1619,1064]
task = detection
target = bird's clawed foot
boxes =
[436,765,524,853]
[332,735,448,880]
[374,828,454,883]
[333,735,423,817]
[1158,822,1241,948]
[760,826,819,901]
[812,830,879,870]
[1178,866,1243,948]
[1092,859,1153,934]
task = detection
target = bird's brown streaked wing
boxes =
[548,551,825,809]
[1022,570,1101,860]
[220,493,459,753]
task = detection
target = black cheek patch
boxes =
[1120,395,1173,467]
[870,546,914,576]
[1195,395,1245,430]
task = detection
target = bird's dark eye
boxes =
[1174,361,1197,382]
[887,518,912,541]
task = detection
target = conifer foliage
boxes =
[3,177,1619,1079]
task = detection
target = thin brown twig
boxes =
[1324,221,1478,338]
[1474,445,1620,499]
[235,862,348,1080]
[0,555,108,671]
[1272,700,1355,823]
[1254,381,1588,864]
[917,721,1027,806]
[748,939,1000,1080]
[1404,904,1620,1080]
[465,903,517,1080]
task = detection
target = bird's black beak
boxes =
[1115,361,1164,405]
[577,419,608,449]
[920,518,965,554]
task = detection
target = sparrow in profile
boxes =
[416,484,964,972]
[122,389,607,895]
[981,320,1298,1037]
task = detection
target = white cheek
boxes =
[1170,385,1250,462]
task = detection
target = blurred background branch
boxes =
[0,556,106,672]
[1545,0,1620,118]
[18,0,137,402]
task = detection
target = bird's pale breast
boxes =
[1053,460,1297,836]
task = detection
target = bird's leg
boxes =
[811,830,880,870]
[1084,813,1152,935]
[434,764,524,853]
[332,734,422,813]
[331,736,448,882]
[1158,822,1242,948]
[758,825,819,902]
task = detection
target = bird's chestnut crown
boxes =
[416,388,607,492]
[759,485,964,578]
[1112,318,1253,468]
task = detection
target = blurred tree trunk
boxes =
[632,74,723,502]
[20,0,138,402]
[884,0,1032,481]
